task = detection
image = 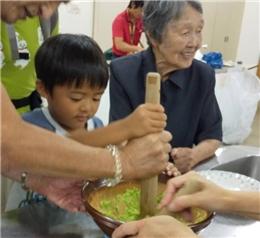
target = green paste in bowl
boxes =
[98,187,208,224]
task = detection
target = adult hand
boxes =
[135,46,144,53]
[121,130,172,180]
[171,148,196,173]
[127,46,144,55]
[159,171,226,212]
[29,176,85,212]
[112,215,197,238]
[125,103,167,139]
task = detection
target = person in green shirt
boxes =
[0,3,59,211]
[1,12,58,114]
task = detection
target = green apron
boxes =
[0,14,58,114]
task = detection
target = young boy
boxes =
[6,34,178,211]
[23,34,107,135]
[26,33,168,144]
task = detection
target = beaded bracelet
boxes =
[106,144,122,187]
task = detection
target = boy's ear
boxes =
[36,80,48,98]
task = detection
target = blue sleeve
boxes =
[22,109,55,132]
[92,116,104,128]
[195,69,222,144]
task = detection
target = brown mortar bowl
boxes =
[82,174,214,237]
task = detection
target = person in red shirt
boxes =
[112,0,144,58]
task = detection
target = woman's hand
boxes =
[159,171,260,220]
[112,215,197,238]
[28,176,85,212]
[159,171,227,212]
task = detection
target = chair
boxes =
[104,48,113,61]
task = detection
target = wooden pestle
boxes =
[140,72,161,217]
[157,179,200,216]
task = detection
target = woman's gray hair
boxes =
[143,0,203,43]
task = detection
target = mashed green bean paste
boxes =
[98,187,208,224]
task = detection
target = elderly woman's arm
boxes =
[192,138,221,163]
[171,139,220,173]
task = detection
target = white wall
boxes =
[93,1,127,51]
[58,1,112,124]
[95,81,110,125]
[58,1,110,124]
[59,1,93,36]
[236,0,260,67]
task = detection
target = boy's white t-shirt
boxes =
[41,107,68,136]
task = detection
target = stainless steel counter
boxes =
[1,145,260,238]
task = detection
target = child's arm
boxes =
[69,103,167,147]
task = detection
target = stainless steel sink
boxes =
[211,155,260,181]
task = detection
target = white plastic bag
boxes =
[215,67,260,144]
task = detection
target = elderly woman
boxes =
[109,0,222,173]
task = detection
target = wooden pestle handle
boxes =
[157,179,200,216]
[140,72,161,217]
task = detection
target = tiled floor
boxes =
[243,102,260,147]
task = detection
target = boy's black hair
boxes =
[35,34,109,93]
[128,0,144,9]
